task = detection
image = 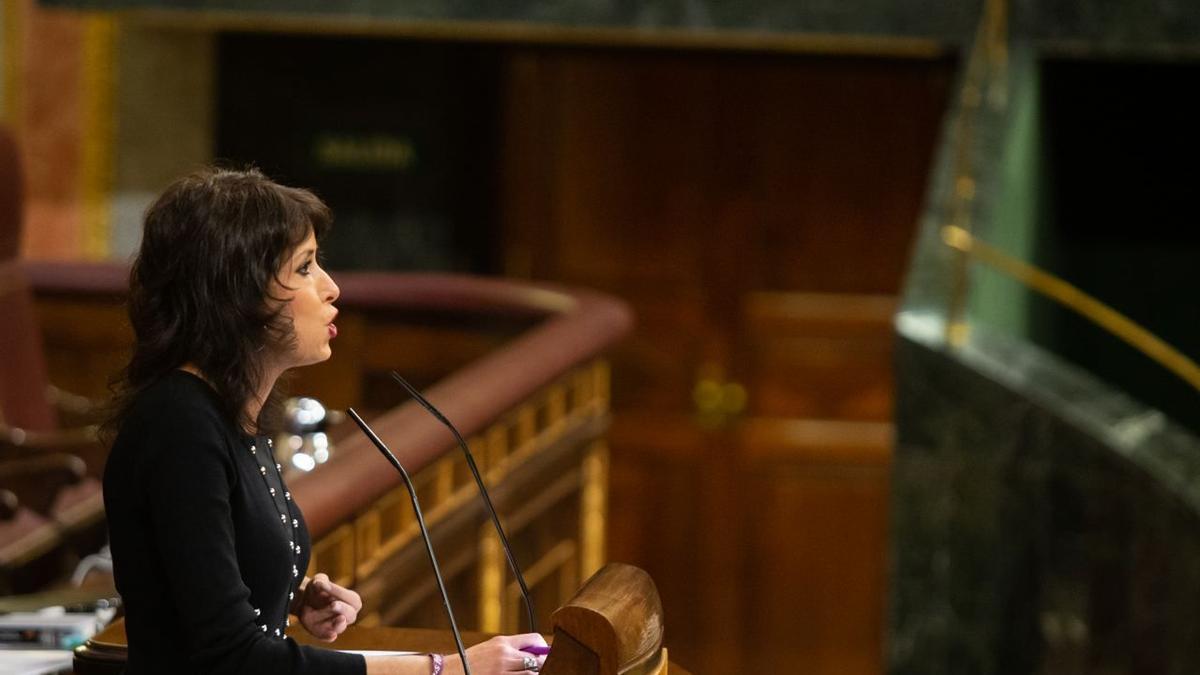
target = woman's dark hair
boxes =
[106,167,331,437]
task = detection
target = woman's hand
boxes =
[293,573,362,642]
[442,633,549,675]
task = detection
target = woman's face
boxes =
[271,230,340,369]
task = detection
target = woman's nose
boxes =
[324,271,340,303]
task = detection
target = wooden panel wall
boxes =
[498,46,954,673]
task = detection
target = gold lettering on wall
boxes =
[313,134,416,171]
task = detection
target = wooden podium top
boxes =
[76,619,692,675]
[77,563,687,674]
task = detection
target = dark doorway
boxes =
[217,34,503,273]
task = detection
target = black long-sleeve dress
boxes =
[103,370,365,674]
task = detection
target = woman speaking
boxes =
[102,167,546,675]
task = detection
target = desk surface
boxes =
[82,620,692,675]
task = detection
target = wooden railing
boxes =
[24,261,633,632]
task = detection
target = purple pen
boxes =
[520,645,551,656]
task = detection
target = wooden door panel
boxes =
[741,418,892,675]
[607,413,711,669]
[745,465,890,675]
[741,291,898,421]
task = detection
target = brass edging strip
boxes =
[943,0,1009,346]
[942,225,1200,393]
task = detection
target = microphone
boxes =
[389,371,538,633]
[346,408,473,675]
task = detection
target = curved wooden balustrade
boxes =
[290,272,631,539]
[23,261,634,631]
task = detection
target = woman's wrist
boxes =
[364,654,444,675]
[439,652,465,675]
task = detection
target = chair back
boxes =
[0,127,57,431]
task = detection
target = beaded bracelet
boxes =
[429,653,444,675]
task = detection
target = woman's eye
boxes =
[298,261,312,275]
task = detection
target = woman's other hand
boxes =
[294,573,362,641]
[443,633,549,675]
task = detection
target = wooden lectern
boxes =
[74,563,689,675]
[541,563,668,675]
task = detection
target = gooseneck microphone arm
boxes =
[389,371,538,634]
[346,408,473,675]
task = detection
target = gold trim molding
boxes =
[80,13,118,260]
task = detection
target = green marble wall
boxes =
[39,0,982,41]
[38,0,1200,51]
[964,50,1044,342]
[892,7,1200,673]
[892,327,1200,675]
[1014,0,1200,52]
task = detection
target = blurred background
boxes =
[5,1,1200,673]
